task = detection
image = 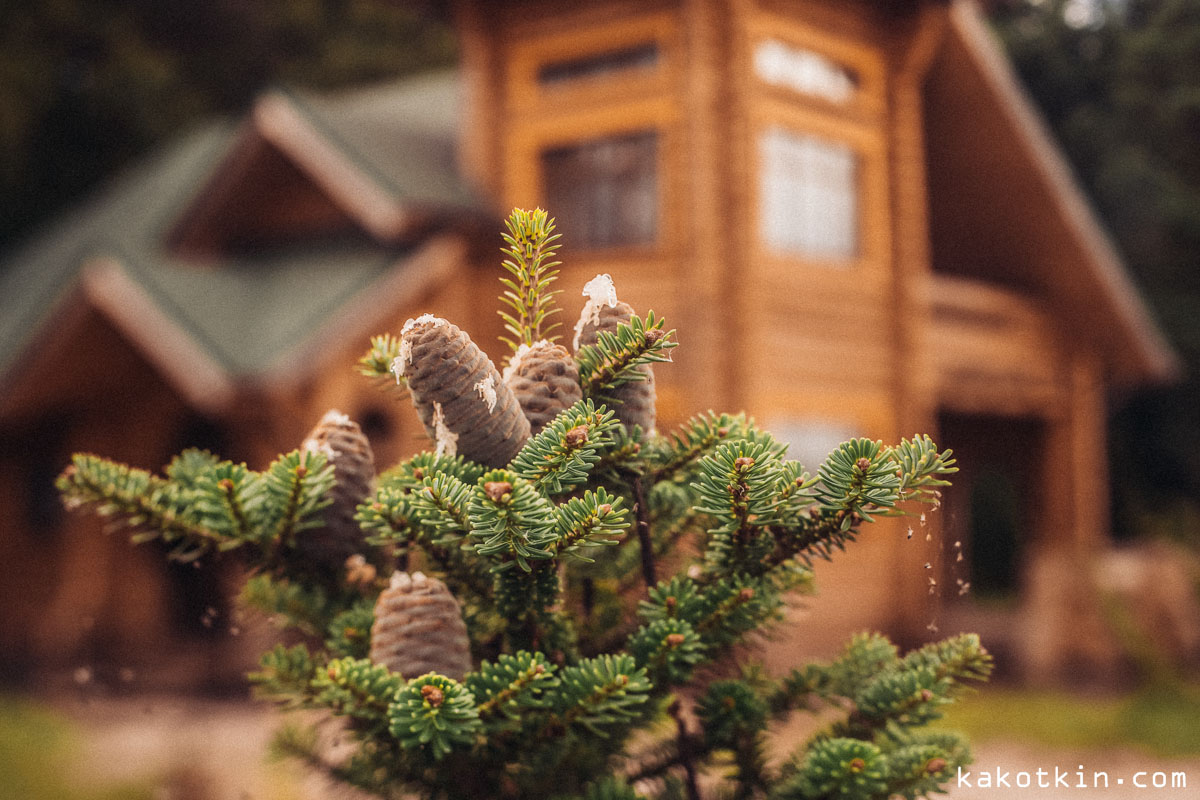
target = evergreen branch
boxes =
[366,471,492,603]
[313,657,405,732]
[412,472,474,538]
[545,654,652,738]
[627,618,704,687]
[387,674,482,761]
[668,700,702,800]
[262,449,336,549]
[325,603,375,659]
[692,580,774,642]
[900,633,993,686]
[164,448,221,489]
[650,412,751,481]
[241,574,338,637]
[815,439,902,527]
[467,650,559,724]
[638,574,780,656]
[783,738,888,800]
[576,312,676,400]
[819,632,902,700]
[57,453,226,559]
[356,485,416,546]
[509,399,620,495]
[250,643,324,708]
[554,488,628,561]
[692,441,784,575]
[890,435,957,503]
[499,207,563,352]
[631,476,657,590]
[359,332,409,385]
[468,470,558,570]
[841,666,949,737]
[877,732,970,800]
[192,461,263,546]
[493,561,567,654]
[696,680,769,751]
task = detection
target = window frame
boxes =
[746,15,887,124]
[539,128,661,252]
[744,13,888,274]
[507,12,679,115]
[758,125,862,263]
[504,11,682,259]
[749,99,887,273]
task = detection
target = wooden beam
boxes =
[80,258,237,414]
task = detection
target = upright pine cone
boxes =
[370,571,472,681]
[299,410,376,571]
[394,315,530,467]
[503,340,583,435]
[574,298,657,434]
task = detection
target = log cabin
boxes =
[0,0,1175,687]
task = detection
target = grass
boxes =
[0,695,154,800]
[936,681,1200,758]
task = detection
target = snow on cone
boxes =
[299,410,376,570]
[370,571,472,681]
[503,340,583,435]
[573,277,657,434]
[394,315,530,467]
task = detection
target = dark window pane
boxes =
[538,42,659,86]
[542,131,657,249]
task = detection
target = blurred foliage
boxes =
[936,681,1200,758]
[994,0,1200,543]
[0,0,455,251]
[0,695,154,800]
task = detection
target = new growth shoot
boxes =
[499,208,562,354]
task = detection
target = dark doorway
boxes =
[937,412,1046,601]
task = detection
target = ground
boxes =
[12,693,1192,800]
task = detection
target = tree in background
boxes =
[0,0,455,250]
[993,0,1200,543]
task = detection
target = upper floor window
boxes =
[760,127,859,260]
[538,42,660,87]
[542,131,657,249]
[754,39,858,106]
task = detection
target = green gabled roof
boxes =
[281,69,476,212]
[0,70,478,404]
[0,123,233,380]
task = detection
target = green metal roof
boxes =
[0,70,478,388]
[282,70,477,212]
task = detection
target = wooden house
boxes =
[0,0,1175,687]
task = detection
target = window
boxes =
[542,131,657,249]
[753,39,858,105]
[538,42,659,87]
[760,127,858,260]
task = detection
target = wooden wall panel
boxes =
[926,274,1067,416]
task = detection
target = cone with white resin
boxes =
[393,315,530,467]
[504,340,583,435]
[370,571,472,681]
[572,276,657,434]
[299,410,376,570]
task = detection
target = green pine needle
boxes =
[499,207,563,352]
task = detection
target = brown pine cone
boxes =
[299,410,376,570]
[573,288,657,435]
[394,315,530,467]
[503,340,583,435]
[370,571,472,681]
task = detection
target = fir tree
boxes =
[58,208,989,800]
